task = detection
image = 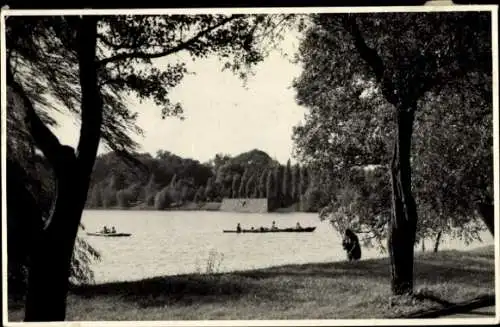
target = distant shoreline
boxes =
[85,200,317,213]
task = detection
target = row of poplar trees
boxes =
[221,160,314,207]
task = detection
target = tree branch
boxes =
[97,33,127,49]
[97,16,237,67]
[75,16,102,173]
[342,15,385,82]
[341,15,398,106]
[475,202,494,236]
[6,56,67,172]
[97,31,149,54]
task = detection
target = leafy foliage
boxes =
[412,79,493,244]
[292,12,493,249]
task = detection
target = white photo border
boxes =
[1,4,498,327]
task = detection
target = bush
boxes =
[195,249,225,275]
[301,186,327,212]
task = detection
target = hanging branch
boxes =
[97,16,237,67]
[341,14,399,107]
[6,57,71,174]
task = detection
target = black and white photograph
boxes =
[1,4,498,325]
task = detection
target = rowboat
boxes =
[86,232,132,237]
[223,227,316,233]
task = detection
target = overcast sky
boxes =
[49,32,307,165]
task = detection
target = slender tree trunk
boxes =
[22,17,101,321]
[421,239,425,252]
[476,203,494,236]
[433,231,442,253]
[388,108,418,295]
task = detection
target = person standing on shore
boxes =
[342,229,361,261]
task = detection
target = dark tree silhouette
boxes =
[293,12,492,295]
[6,13,288,320]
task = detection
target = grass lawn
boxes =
[8,245,495,321]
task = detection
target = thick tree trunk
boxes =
[388,108,418,295]
[24,149,81,321]
[24,153,96,321]
[22,17,101,321]
[433,231,442,253]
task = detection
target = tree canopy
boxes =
[293,11,493,266]
[7,15,292,160]
[5,13,297,320]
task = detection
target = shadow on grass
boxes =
[67,247,494,310]
[70,275,256,308]
[232,258,391,280]
[414,290,455,307]
[402,293,495,318]
[231,249,493,287]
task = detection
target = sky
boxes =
[49,33,308,165]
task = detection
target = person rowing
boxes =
[236,223,242,233]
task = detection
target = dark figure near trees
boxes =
[236,223,242,233]
[342,229,361,261]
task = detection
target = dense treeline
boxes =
[86,149,325,212]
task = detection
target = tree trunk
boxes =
[476,203,494,236]
[421,239,425,252]
[388,108,418,295]
[433,231,442,253]
[24,150,81,321]
[23,17,101,321]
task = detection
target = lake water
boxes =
[80,210,494,284]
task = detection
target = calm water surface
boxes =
[80,210,494,284]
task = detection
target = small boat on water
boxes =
[223,227,316,233]
[86,232,132,237]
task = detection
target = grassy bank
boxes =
[8,246,494,321]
